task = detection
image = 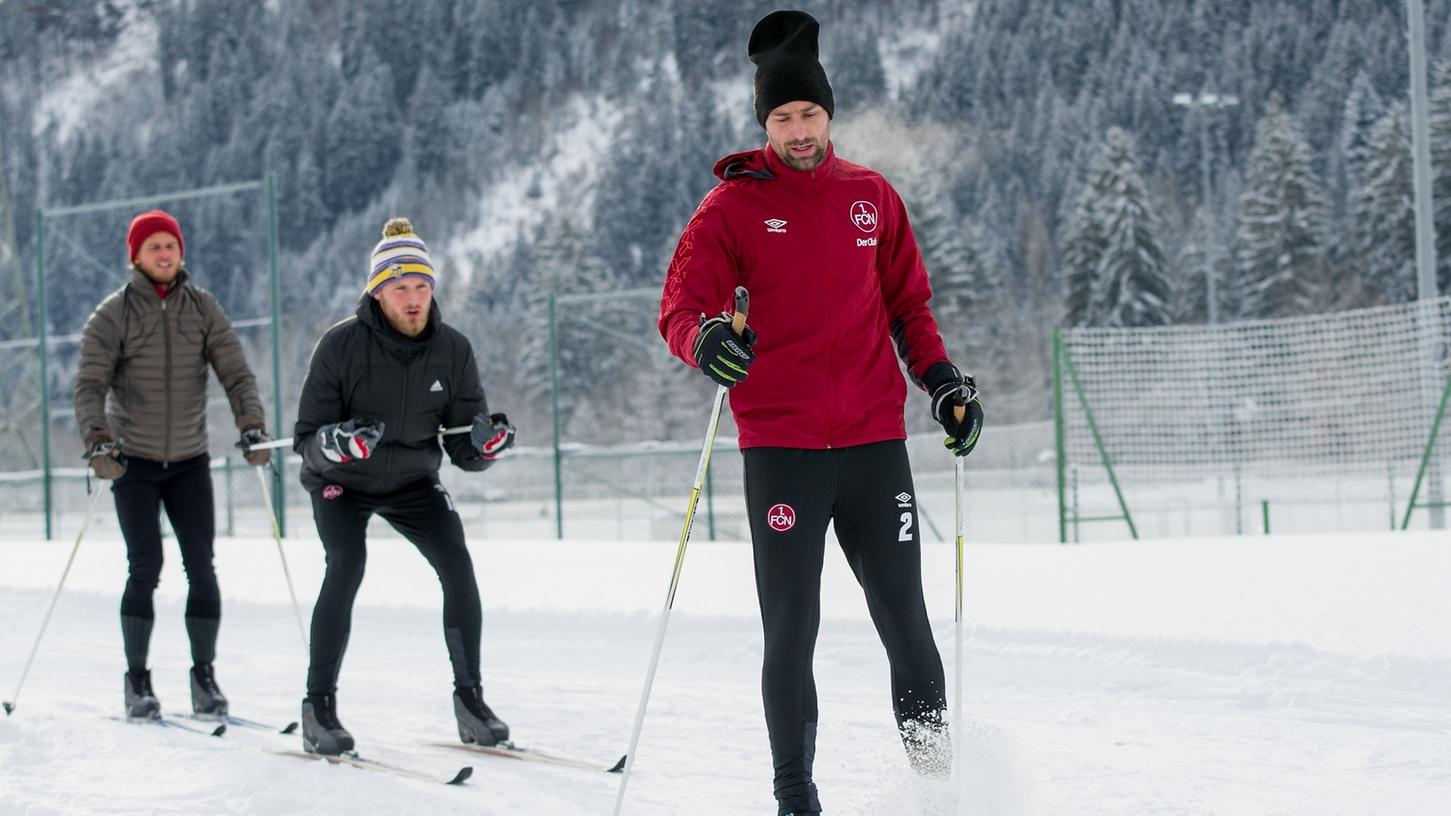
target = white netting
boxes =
[1060,298,1451,539]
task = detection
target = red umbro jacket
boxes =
[659,142,950,450]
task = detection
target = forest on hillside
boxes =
[1,0,1449,461]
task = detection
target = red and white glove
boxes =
[470,412,516,461]
[317,419,384,463]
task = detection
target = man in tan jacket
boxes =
[74,209,272,721]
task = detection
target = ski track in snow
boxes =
[1,531,1448,814]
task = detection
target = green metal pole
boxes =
[265,174,285,537]
[1388,463,1396,530]
[549,292,563,539]
[35,207,51,540]
[1401,369,1451,529]
[1062,341,1139,540]
[44,180,265,218]
[1071,466,1080,543]
[1235,464,1244,535]
[1053,330,1067,544]
[1261,500,1270,535]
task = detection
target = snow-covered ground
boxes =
[1,522,1448,815]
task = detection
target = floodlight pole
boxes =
[1172,91,1239,325]
[1406,0,1444,528]
[1406,0,1437,303]
[35,207,51,539]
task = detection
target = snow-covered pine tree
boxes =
[1349,102,1416,305]
[1059,189,1103,328]
[1060,128,1169,327]
[911,190,982,338]
[1233,93,1329,319]
[1430,59,1451,297]
[1340,71,1385,201]
[1059,141,1110,327]
[1088,128,1170,327]
[323,63,401,214]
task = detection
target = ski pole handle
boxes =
[731,285,749,336]
[241,425,471,453]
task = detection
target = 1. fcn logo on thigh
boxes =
[767,503,796,532]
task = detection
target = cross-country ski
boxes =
[424,740,627,774]
[271,749,474,786]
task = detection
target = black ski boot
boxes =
[301,693,354,755]
[189,664,229,719]
[124,669,161,720]
[453,686,509,746]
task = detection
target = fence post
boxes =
[1388,463,1397,530]
[1261,500,1270,535]
[1234,464,1244,535]
[1070,465,1080,543]
[1061,335,1138,540]
[1053,330,1067,544]
[1401,367,1451,530]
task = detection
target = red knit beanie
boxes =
[126,210,185,263]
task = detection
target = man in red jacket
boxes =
[658,10,982,816]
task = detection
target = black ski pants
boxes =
[743,440,946,814]
[305,476,483,697]
[112,453,220,669]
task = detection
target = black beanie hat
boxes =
[749,10,834,127]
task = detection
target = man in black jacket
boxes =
[293,218,516,756]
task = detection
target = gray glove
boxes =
[238,427,272,466]
[84,436,126,480]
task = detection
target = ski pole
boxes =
[613,286,749,816]
[241,425,472,452]
[949,397,981,788]
[952,430,965,770]
[252,462,309,653]
[4,485,108,716]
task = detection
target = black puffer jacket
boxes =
[294,296,489,494]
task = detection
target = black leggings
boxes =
[112,453,220,668]
[743,440,946,812]
[306,477,483,696]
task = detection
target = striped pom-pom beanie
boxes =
[366,217,436,294]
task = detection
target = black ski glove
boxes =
[470,412,516,465]
[237,427,272,466]
[316,419,385,463]
[693,312,757,388]
[84,434,126,480]
[923,361,983,457]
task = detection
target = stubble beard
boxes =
[383,303,428,337]
[136,260,180,284]
[777,139,827,172]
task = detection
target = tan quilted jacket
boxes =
[74,266,265,463]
